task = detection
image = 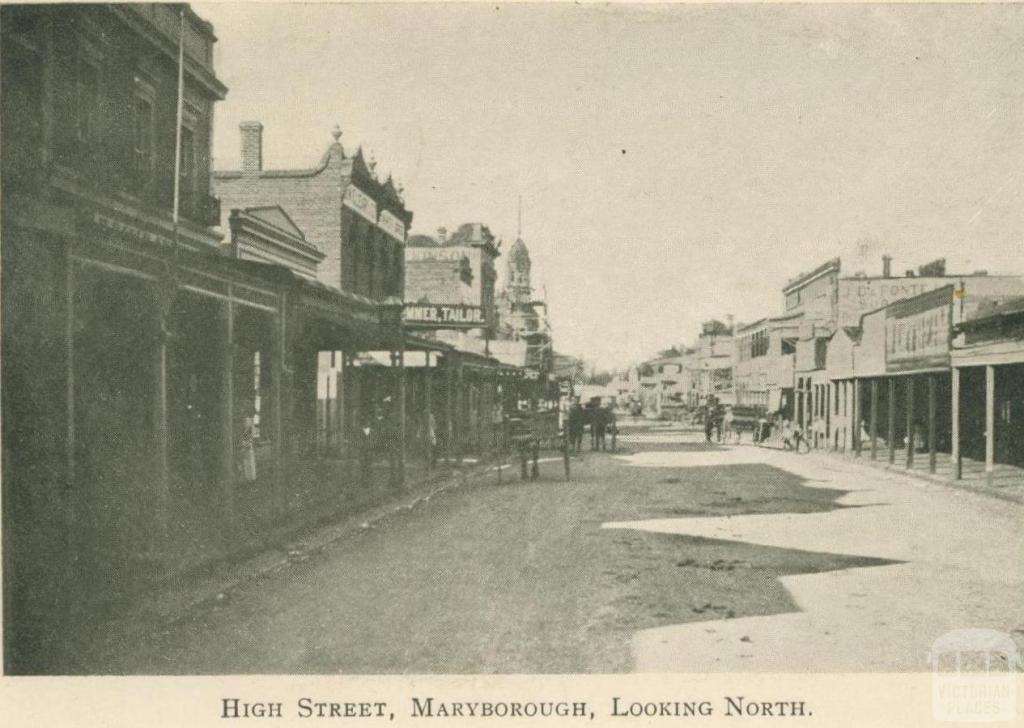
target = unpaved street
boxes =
[82,422,1023,674]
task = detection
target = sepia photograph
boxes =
[1,1,1022,713]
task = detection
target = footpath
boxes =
[753,436,1024,504]
[72,456,513,668]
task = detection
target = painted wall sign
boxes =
[89,212,177,248]
[884,287,953,372]
[343,185,377,223]
[839,277,949,327]
[378,210,405,242]
[403,303,485,329]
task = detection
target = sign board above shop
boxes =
[403,303,485,329]
[884,285,954,372]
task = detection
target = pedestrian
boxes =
[359,411,375,482]
[594,405,608,451]
[568,398,584,454]
[792,421,809,453]
[425,409,438,468]
[713,407,723,443]
[703,407,715,443]
[756,413,769,444]
[240,416,257,483]
[723,406,736,444]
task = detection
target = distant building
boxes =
[784,255,1022,448]
[496,234,552,373]
[690,320,735,407]
[405,223,500,337]
[733,313,801,414]
[636,352,693,418]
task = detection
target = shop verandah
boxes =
[6,225,513,668]
[832,368,1024,497]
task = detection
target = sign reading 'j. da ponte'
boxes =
[403,303,485,329]
[884,287,953,372]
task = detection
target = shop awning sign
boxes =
[403,303,485,329]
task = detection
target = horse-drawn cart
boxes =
[506,410,570,480]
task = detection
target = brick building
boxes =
[405,223,500,337]
[215,123,410,300]
[215,123,415,472]
[2,3,235,672]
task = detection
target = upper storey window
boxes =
[75,60,100,144]
[130,76,155,186]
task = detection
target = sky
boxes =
[196,2,1024,370]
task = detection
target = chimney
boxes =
[240,121,263,174]
[882,255,892,278]
[437,227,447,245]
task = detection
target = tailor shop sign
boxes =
[884,286,953,372]
[403,303,485,329]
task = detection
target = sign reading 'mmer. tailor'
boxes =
[403,303,485,328]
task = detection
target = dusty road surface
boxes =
[81,421,1023,674]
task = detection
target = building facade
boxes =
[216,122,410,300]
[2,3,232,672]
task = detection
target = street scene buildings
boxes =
[2,3,1022,684]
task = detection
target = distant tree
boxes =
[657,345,682,358]
[588,370,613,386]
[701,319,732,336]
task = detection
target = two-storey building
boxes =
[2,3,241,673]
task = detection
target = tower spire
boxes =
[517,195,522,238]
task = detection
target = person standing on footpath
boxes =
[568,398,585,454]
[593,404,608,451]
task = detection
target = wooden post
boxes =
[152,269,175,567]
[340,352,351,454]
[888,378,896,464]
[445,353,455,463]
[853,379,861,457]
[396,330,406,486]
[272,300,286,519]
[456,357,465,464]
[870,378,878,460]
[387,349,402,487]
[324,369,332,455]
[335,368,344,455]
[221,295,235,552]
[424,352,433,468]
[928,374,937,474]
[951,366,961,480]
[62,247,85,636]
[905,375,915,469]
[985,365,995,486]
